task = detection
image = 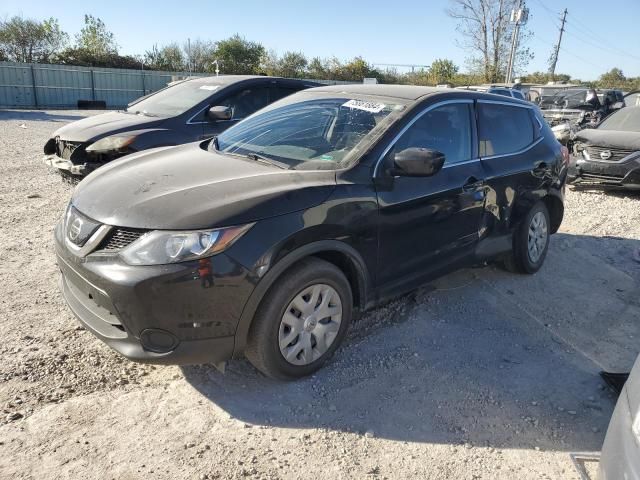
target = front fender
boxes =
[230,238,373,358]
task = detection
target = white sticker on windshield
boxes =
[199,85,219,91]
[342,99,385,113]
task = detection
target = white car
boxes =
[599,354,640,479]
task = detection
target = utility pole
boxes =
[505,1,529,84]
[549,9,568,81]
[187,38,192,76]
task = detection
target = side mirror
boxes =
[207,105,233,121]
[389,148,446,177]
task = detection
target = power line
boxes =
[530,0,561,24]
[565,15,640,61]
[530,33,608,73]
[563,21,640,62]
[563,28,640,62]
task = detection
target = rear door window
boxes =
[478,103,534,157]
[393,103,473,165]
[490,89,512,97]
[271,85,302,103]
[220,86,271,119]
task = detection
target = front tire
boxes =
[503,201,551,274]
[245,258,353,380]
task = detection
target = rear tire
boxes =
[502,201,551,274]
[245,258,353,380]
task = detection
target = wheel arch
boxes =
[542,191,564,234]
[232,240,373,357]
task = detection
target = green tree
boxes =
[55,48,142,68]
[598,68,626,88]
[520,71,572,84]
[277,51,308,78]
[333,56,379,81]
[184,39,216,73]
[75,15,117,56]
[306,56,328,79]
[0,16,68,63]
[144,43,185,71]
[429,58,459,84]
[213,34,265,74]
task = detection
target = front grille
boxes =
[55,138,84,160]
[581,172,624,182]
[97,228,147,252]
[585,145,637,162]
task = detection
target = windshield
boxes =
[212,96,407,170]
[126,80,221,117]
[551,89,587,108]
[598,107,640,132]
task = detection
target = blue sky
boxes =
[2,0,639,80]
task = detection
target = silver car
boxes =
[599,354,640,479]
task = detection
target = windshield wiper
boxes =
[245,152,288,169]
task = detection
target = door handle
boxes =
[462,176,484,192]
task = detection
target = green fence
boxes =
[0,62,355,109]
[0,62,203,109]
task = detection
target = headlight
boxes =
[119,224,254,265]
[86,135,136,153]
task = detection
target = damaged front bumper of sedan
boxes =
[42,137,130,183]
[568,145,640,189]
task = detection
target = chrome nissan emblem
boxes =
[69,218,83,241]
[600,150,612,160]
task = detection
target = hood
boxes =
[575,128,640,150]
[53,111,166,142]
[72,143,337,230]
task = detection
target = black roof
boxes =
[185,75,317,86]
[309,83,532,105]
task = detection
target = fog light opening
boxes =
[140,329,179,353]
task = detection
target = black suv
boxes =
[54,85,567,379]
[43,75,319,182]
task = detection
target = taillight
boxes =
[561,145,570,166]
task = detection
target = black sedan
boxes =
[570,106,640,189]
[54,85,567,379]
[43,75,319,182]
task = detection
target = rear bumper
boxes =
[568,154,640,189]
[599,389,640,480]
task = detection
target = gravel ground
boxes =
[1,109,639,479]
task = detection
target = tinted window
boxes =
[220,87,271,119]
[512,90,525,100]
[392,103,472,165]
[478,103,534,156]
[598,106,640,132]
[490,89,512,97]
[126,80,223,117]
[271,86,301,103]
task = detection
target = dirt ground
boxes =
[1,109,639,480]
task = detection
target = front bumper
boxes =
[54,227,255,365]
[599,388,640,480]
[568,154,640,189]
[43,154,100,177]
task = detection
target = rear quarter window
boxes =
[478,103,535,156]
